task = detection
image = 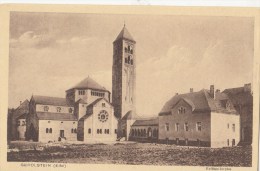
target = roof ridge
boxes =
[202,89,216,111]
[33,95,65,99]
[67,76,108,92]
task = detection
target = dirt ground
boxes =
[7,141,252,166]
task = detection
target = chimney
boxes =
[244,83,251,92]
[210,85,214,98]
[190,88,193,93]
[215,89,220,99]
[215,89,220,93]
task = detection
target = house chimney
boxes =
[210,85,214,98]
[215,89,220,93]
[190,88,193,93]
[215,89,220,99]
[244,83,251,92]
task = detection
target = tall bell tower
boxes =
[112,25,136,121]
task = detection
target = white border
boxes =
[0,0,259,7]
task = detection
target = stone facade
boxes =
[78,98,117,142]
[38,120,77,142]
[25,77,117,143]
[112,26,136,139]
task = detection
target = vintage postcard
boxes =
[0,4,259,171]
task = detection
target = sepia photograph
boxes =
[0,4,259,171]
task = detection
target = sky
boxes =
[9,12,254,117]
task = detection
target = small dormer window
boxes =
[44,106,49,112]
[178,107,186,114]
[57,107,61,112]
[226,101,231,110]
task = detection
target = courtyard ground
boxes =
[7,141,252,166]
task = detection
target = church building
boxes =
[26,77,118,142]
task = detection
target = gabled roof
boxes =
[32,95,72,107]
[159,89,237,116]
[132,117,158,126]
[79,98,113,121]
[12,100,29,120]
[17,113,26,119]
[223,86,253,106]
[87,98,112,108]
[159,89,212,115]
[36,112,77,121]
[15,100,29,111]
[114,26,135,43]
[66,76,108,92]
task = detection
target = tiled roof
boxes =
[159,89,212,115]
[132,117,158,126]
[159,89,237,116]
[12,100,29,120]
[32,95,72,107]
[17,113,26,119]
[37,112,77,121]
[67,76,108,92]
[223,87,253,106]
[114,26,135,43]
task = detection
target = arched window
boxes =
[88,128,91,134]
[125,58,128,64]
[49,128,52,133]
[100,129,102,134]
[125,47,127,52]
[128,56,131,64]
[46,128,49,133]
[130,49,133,54]
[71,129,74,133]
[143,129,146,137]
[97,129,99,134]
[131,59,133,65]
[107,129,109,134]
[74,128,77,133]
[128,45,130,52]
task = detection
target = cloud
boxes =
[10,31,55,48]
[136,40,253,117]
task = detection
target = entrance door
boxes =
[232,139,235,146]
[60,130,64,138]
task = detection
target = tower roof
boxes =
[114,25,135,43]
[66,76,108,92]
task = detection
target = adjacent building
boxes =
[223,84,253,144]
[8,100,29,141]
[129,117,159,142]
[158,86,240,148]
